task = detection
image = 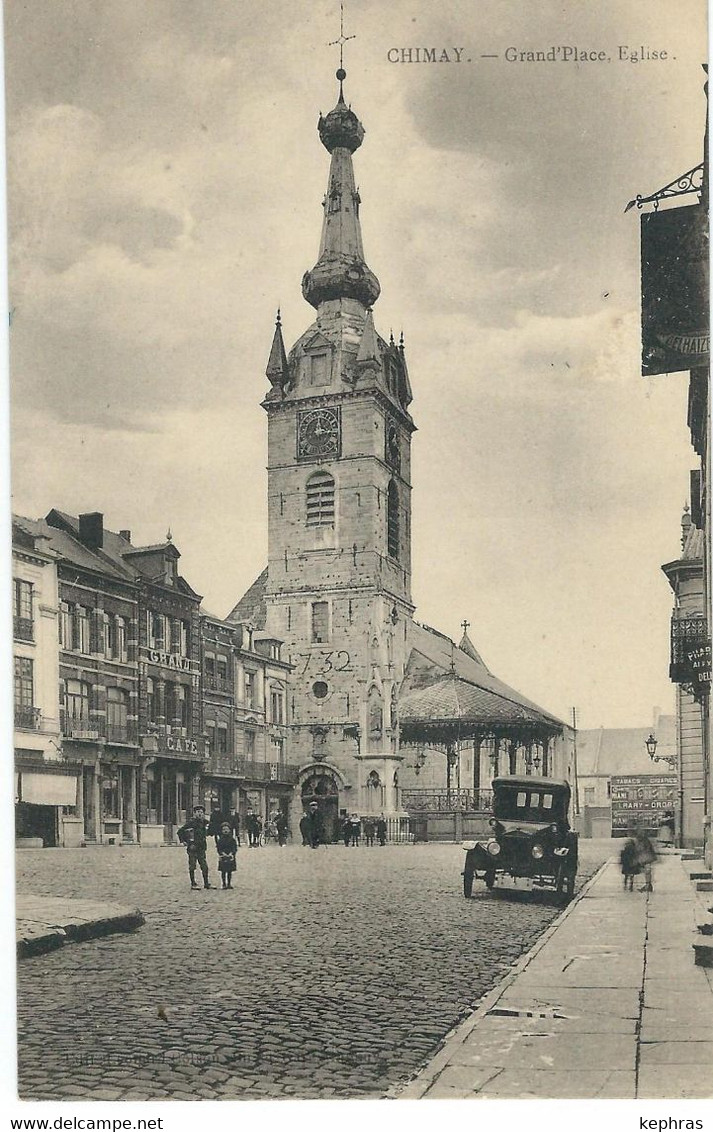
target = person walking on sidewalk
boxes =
[620,834,639,891]
[177,805,213,890]
[657,809,675,849]
[635,826,658,892]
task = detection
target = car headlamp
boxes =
[488,818,498,829]
[487,840,501,857]
[550,823,559,834]
[531,843,545,859]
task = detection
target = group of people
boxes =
[176,802,291,889]
[297,804,388,848]
[619,812,675,894]
[339,813,388,847]
[177,805,238,890]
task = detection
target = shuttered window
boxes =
[306,471,335,528]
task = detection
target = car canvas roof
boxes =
[492,776,570,793]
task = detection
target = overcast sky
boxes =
[6,0,707,730]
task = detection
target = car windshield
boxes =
[494,787,566,823]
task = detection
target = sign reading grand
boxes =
[641,203,709,376]
[140,646,196,674]
[610,774,677,834]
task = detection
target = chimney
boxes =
[119,529,132,543]
[78,512,104,550]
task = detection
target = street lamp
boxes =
[645,733,677,769]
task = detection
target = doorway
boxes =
[301,773,339,843]
[16,802,57,847]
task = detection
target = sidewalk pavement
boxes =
[397,851,713,1100]
[16,895,144,959]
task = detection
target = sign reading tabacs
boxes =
[610,774,677,834]
[641,203,709,376]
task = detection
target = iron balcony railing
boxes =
[13,617,34,642]
[61,716,138,745]
[401,788,494,813]
[237,759,300,784]
[14,705,41,730]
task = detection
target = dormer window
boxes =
[308,353,329,386]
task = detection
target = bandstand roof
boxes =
[399,622,564,746]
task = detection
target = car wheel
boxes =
[556,866,576,904]
[484,868,496,890]
[463,869,475,898]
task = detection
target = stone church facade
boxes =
[228,70,567,837]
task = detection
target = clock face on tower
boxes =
[297,407,341,460]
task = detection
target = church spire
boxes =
[265,308,290,391]
[301,67,380,311]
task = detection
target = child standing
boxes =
[216,822,238,889]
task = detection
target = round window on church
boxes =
[312,680,329,699]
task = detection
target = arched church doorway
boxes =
[301,772,339,843]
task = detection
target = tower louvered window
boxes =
[387,480,399,560]
[306,471,335,528]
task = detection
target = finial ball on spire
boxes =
[336,67,346,81]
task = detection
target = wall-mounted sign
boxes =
[670,616,711,695]
[641,203,709,376]
[152,733,204,758]
[610,774,677,835]
[140,646,198,674]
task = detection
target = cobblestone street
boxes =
[17,840,610,1100]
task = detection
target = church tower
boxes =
[261,67,416,833]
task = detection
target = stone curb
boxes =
[17,905,145,960]
[390,856,613,1100]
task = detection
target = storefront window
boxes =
[102,773,119,819]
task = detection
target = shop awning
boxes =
[21,771,78,806]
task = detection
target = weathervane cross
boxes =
[461,619,470,635]
[328,2,355,82]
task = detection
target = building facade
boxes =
[12,519,76,847]
[227,70,570,839]
[663,506,707,847]
[201,615,296,825]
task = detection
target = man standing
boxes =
[177,804,212,890]
[246,808,259,847]
[306,801,322,849]
[275,809,288,846]
[376,814,387,847]
[227,805,241,847]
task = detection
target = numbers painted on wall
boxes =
[298,650,352,676]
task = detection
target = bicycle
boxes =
[259,821,292,846]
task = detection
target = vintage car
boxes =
[462,776,578,902]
